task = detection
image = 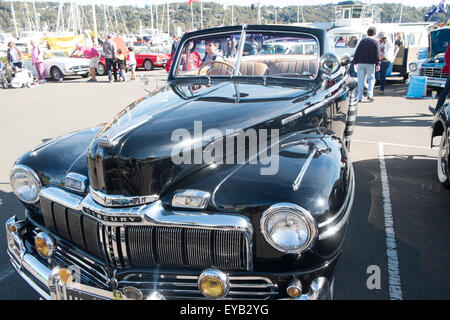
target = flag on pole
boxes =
[425,0,446,21]
[188,0,199,4]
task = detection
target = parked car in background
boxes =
[409,26,450,89]
[6,25,357,300]
[134,46,169,70]
[23,50,89,81]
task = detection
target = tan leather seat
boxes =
[267,60,317,76]
[239,61,269,76]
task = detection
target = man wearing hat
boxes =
[103,34,118,83]
[378,32,395,95]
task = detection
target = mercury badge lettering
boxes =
[6,25,357,300]
[82,208,143,223]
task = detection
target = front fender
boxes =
[431,104,450,147]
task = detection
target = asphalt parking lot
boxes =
[0,73,449,300]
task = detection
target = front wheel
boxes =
[437,133,450,189]
[50,66,63,81]
[97,63,106,76]
[144,59,154,71]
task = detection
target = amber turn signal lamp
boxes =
[58,268,73,284]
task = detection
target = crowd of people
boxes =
[1,34,139,86]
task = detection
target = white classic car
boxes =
[23,50,89,81]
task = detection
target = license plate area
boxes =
[66,288,106,300]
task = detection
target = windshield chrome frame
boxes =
[171,27,321,82]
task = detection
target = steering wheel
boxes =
[197,60,241,76]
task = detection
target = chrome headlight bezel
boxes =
[319,52,341,75]
[260,203,318,254]
[409,62,418,72]
[10,164,42,204]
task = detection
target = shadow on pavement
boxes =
[356,113,432,128]
[335,154,450,299]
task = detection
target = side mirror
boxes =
[340,54,352,67]
[319,52,340,75]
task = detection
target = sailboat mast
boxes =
[92,4,98,44]
[113,6,119,34]
[167,1,170,35]
[200,0,203,30]
[10,1,18,38]
[231,4,234,26]
[32,0,40,31]
[156,4,159,34]
[190,2,194,30]
[399,3,404,23]
[150,4,154,32]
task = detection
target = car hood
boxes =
[88,80,316,197]
[50,57,89,66]
[422,52,445,68]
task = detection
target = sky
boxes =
[17,0,448,8]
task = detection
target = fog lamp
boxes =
[58,268,73,284]
[172,190,210,209]
[34,232,54,258]
[287,279,302,298]
[198,269,229,299]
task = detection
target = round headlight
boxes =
[319,52,340,75]
[260,203,317,254]
[409,63,418,72]
[10,165,42,204]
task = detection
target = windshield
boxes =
[333,34,360,49]
[174,31,319,80]
[44,51,67,59]
[431,29,450,57]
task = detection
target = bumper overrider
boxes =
[5,170,354,300]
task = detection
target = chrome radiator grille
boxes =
[420,67,447,79]
[40,197,250,271]
[125,226,249,270]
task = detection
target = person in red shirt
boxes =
[165,41,201,73]
[430,44,450,114]
[73,43,101,82]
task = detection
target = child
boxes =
[116,49,126,82]
[128,47,136,81]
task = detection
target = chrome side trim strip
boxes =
[89,187,159,208]
[292,148,317,192]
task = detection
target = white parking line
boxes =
[378,143,403,300]
[0,268,15,284]
[354,139,435,150]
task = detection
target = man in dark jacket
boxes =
[103,34,117,83]
[353,27,381,102]
[430,44,450,115]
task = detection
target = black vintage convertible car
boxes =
[6,25,357,300]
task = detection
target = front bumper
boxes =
[6,216,332,300]
[426,77,446,88]
[63,67,90,76]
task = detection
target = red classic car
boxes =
[134,47,170,70]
